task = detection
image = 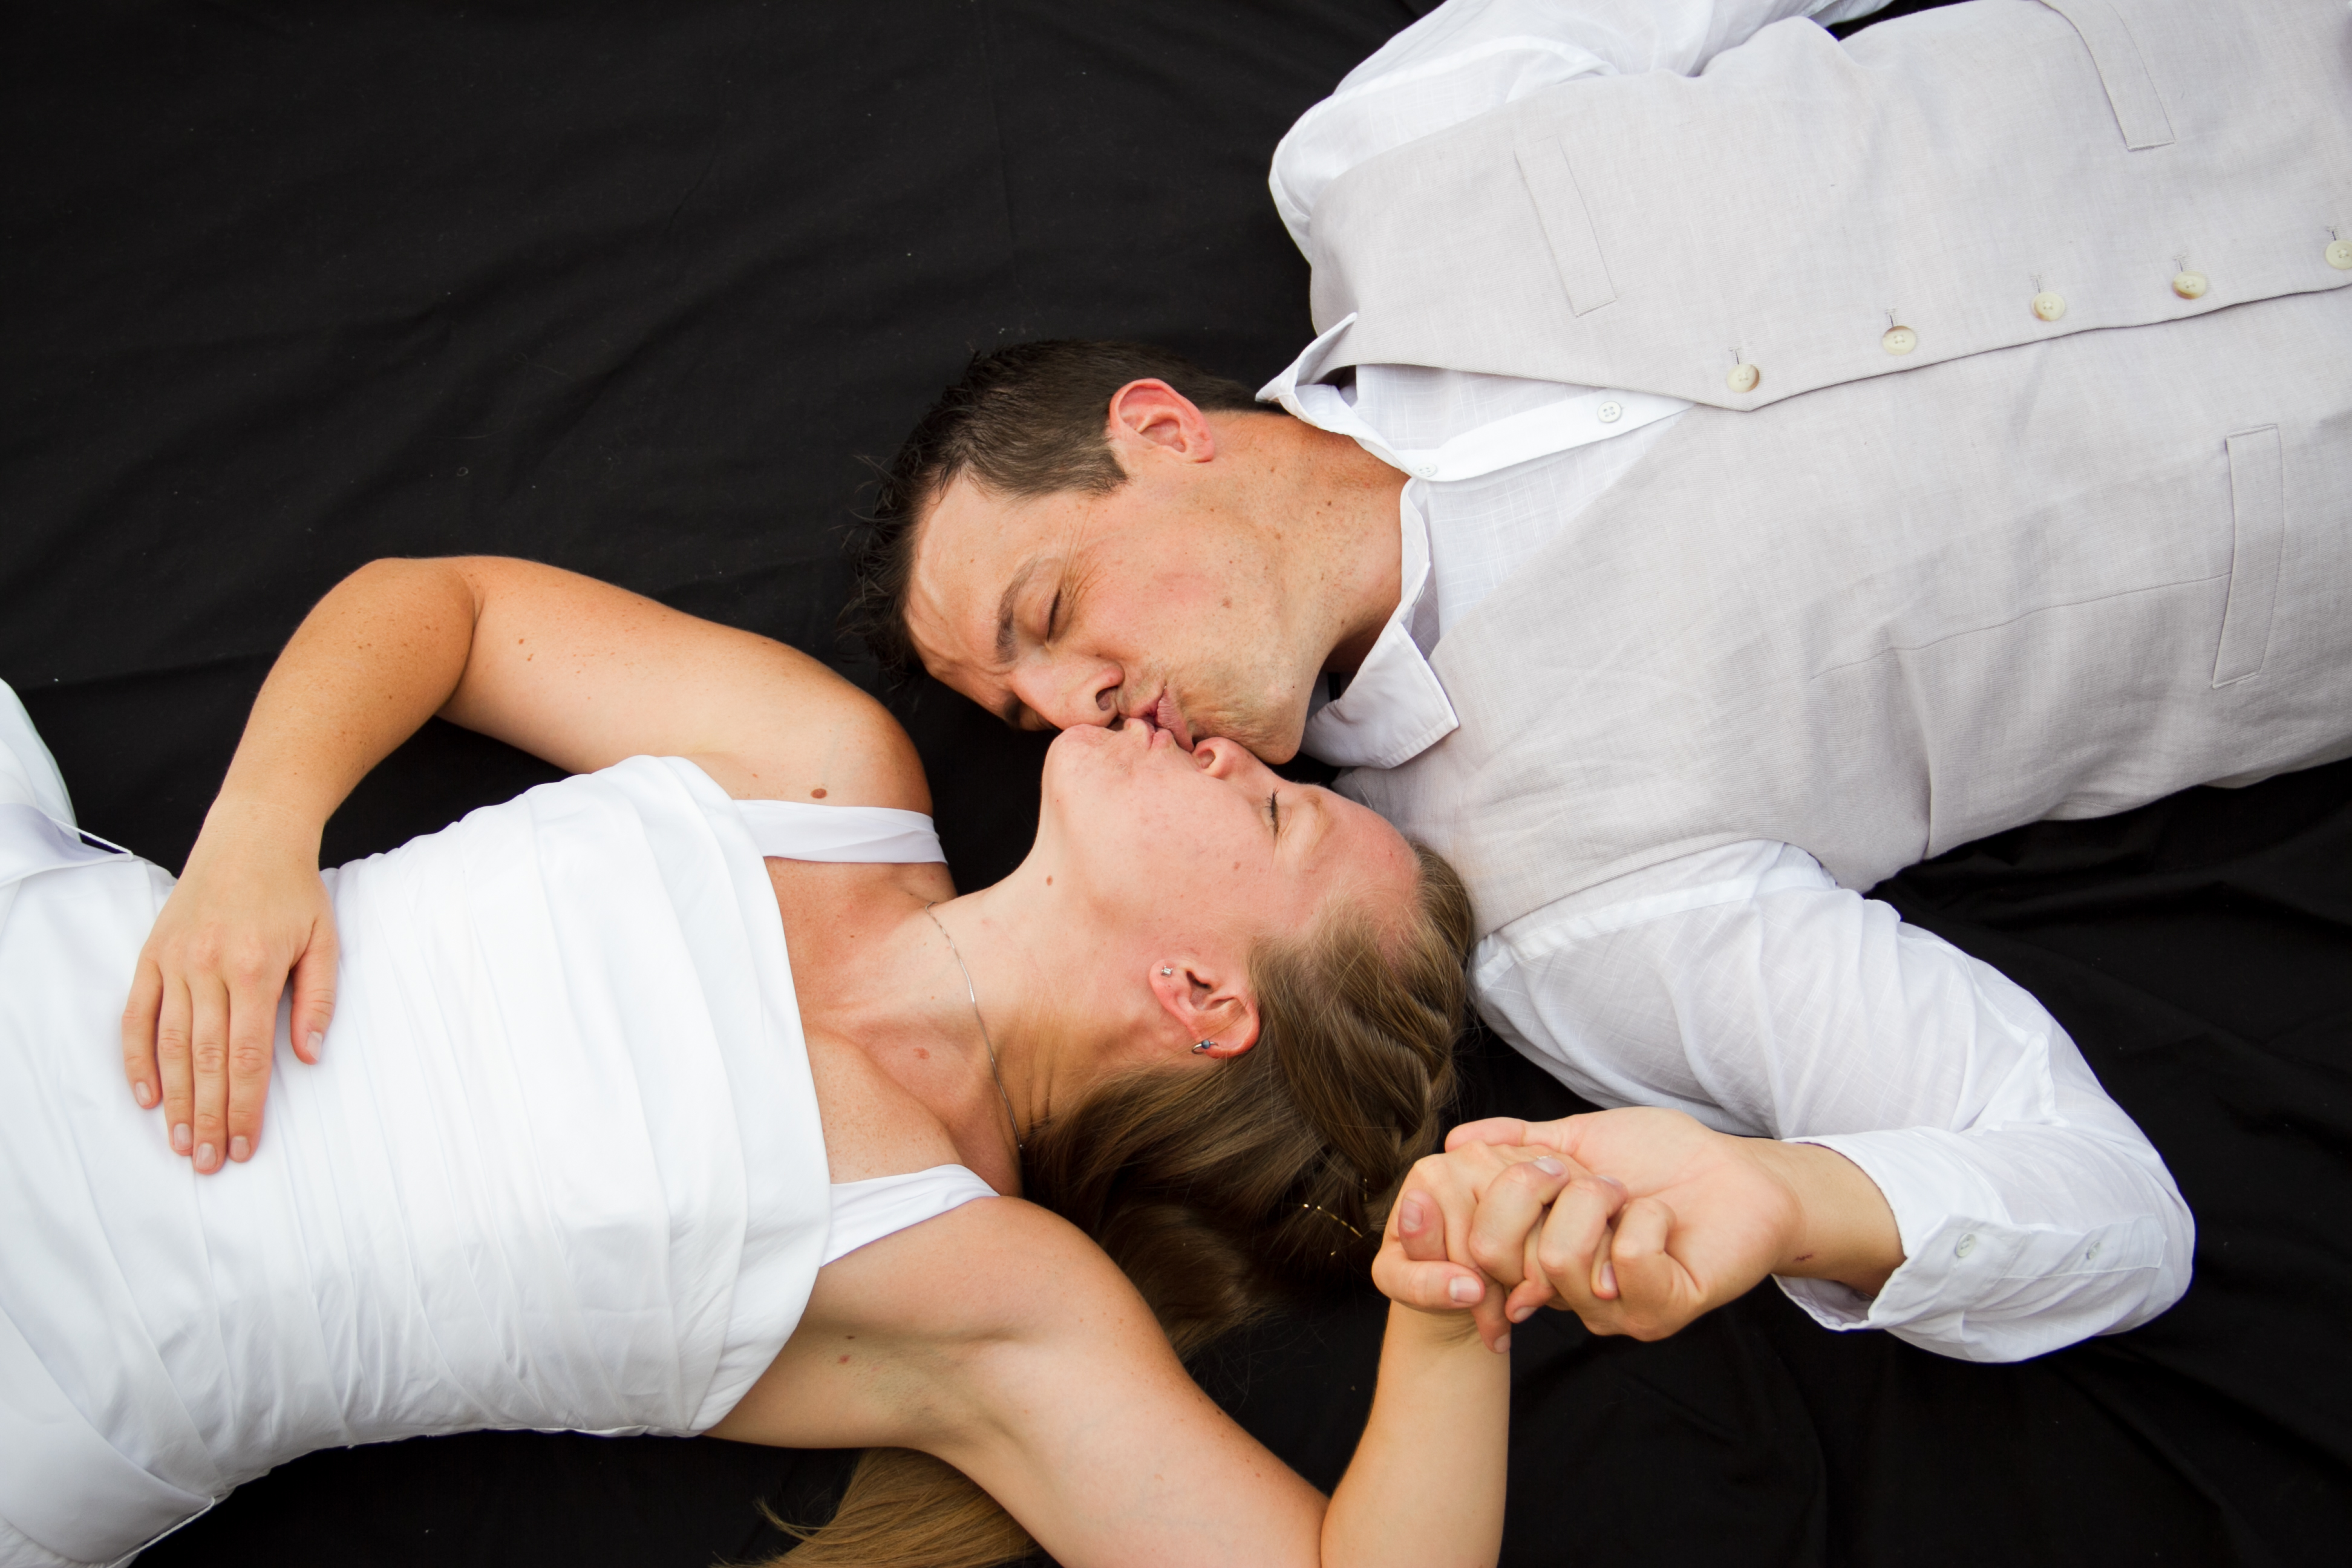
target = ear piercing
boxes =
[1192,1040,1214,1054]
[1161,967,1174,976]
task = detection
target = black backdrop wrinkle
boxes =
[4,4,2347,1566]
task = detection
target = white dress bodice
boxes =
[0,685,993,1567]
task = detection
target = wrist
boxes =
[1387,1298,1486,1353]
[197,793,326,864]
[1751,1140,1903,1296]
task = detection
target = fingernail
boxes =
[1534,1157,1566,1176]
[134,1081,157,1108]
[230,1136,250,1163]
[195,1143,216,1170]
[1599,1261,1618,1296]
[1493,1333,1512,1354]
[172,1123,192,1154]
[1448,1275,1481,1305]
[1601,1175,1627,1193]
[1400,1195,1426,1234]
[1510,1303,1535,1323]
[307,1030,325,1060]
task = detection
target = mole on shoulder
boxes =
[811,786,828,799]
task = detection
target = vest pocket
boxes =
[2212,425,2284,687]
[2040,0,2175,150]
[1514,136,1616,318]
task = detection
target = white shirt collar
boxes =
[1300,487,1461,769]
[1260,312,1688,483]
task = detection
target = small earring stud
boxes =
[1192,1040,1214,1054]
[1161,967,1174,976]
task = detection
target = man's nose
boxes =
[1015,662,1123,730]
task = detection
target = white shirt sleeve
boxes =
[1272,0,1891,257]
[1470,840,2194,1363]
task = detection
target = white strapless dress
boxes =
[0,685,995,1567]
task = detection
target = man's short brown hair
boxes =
[845,340,1261,681]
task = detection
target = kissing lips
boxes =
[1152,692,1194,750]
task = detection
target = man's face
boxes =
[903,456,1321,762]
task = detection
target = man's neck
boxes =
[1285,420,1408,677]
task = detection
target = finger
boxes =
[1444,1117,1532,1152]
[1395,1188,1449,1264]
[223,967,282,1165]
[120,956,165,1110]
[1467,1157,1572,1294]
[1607,1197,1702,1342]
[155,973,196,1157]
[188,973,231,1175]
[1373,1252,1496,1317]
[1535,1175,1630,1322]
[288,921,336,1066]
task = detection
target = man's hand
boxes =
[1371,1141,1624,1351]
[1449,1108,1903,1344]
[120,797,338,1173]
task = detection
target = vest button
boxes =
[2031,291,2066,322]
[2328,239,2352,270]
[1596,399,1624,423]
[1881,325,1918,355]
[1725,362,1760,393]
[2172,270,2209,299]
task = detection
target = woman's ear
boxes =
[1149,959,1260,1059]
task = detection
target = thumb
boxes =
[288,919,338,1065]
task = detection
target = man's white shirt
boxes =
[1262,0,2193,1362]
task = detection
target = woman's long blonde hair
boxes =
[768,844,1476,1567]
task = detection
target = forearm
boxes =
[1323,1302,1509,1568]
[209,558,477,848]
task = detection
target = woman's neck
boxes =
[777,867,1089,1187]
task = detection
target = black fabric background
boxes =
[4,4,2345,1565]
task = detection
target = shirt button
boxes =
[2086,1241,2103,1262]
[1725,362,1761,393]
[1596,399,1624,423]
[2031,291,2066,322]
[2172,270,2209,299]
[1881,325,1918,355]
[1955,1233,1978,1258]
[2329,239,2352,270]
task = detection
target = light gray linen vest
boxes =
[1308,0,2352,932]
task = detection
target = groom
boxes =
[855,0,2352,1362]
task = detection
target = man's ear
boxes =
[1149,958,1260,1059]
[1106,379,1220,466]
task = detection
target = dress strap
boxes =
[733,799,944,864]
[821,1165,999,1267]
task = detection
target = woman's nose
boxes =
[1191,737,1249,776]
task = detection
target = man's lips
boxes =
[1148,691,1194,750]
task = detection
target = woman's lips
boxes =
[1152,693,1194,749]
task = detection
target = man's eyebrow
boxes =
[994,557,1041,666]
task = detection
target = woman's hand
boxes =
[120,797,337,1173]
[1446,1108,1903,1342]
[1371,1141,1611,1351]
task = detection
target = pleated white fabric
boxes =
[0,688,977,1567]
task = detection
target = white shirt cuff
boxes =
[1777,1128,2174,1363]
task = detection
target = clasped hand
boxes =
[1374,1109,1845,1351]
[118,799,337,1173]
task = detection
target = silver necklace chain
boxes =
[923,902,1025,1152]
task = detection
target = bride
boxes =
[0,556,1527,1568]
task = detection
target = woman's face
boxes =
[1033,717,1422,956]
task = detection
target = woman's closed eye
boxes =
[1267,792,1281,835]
